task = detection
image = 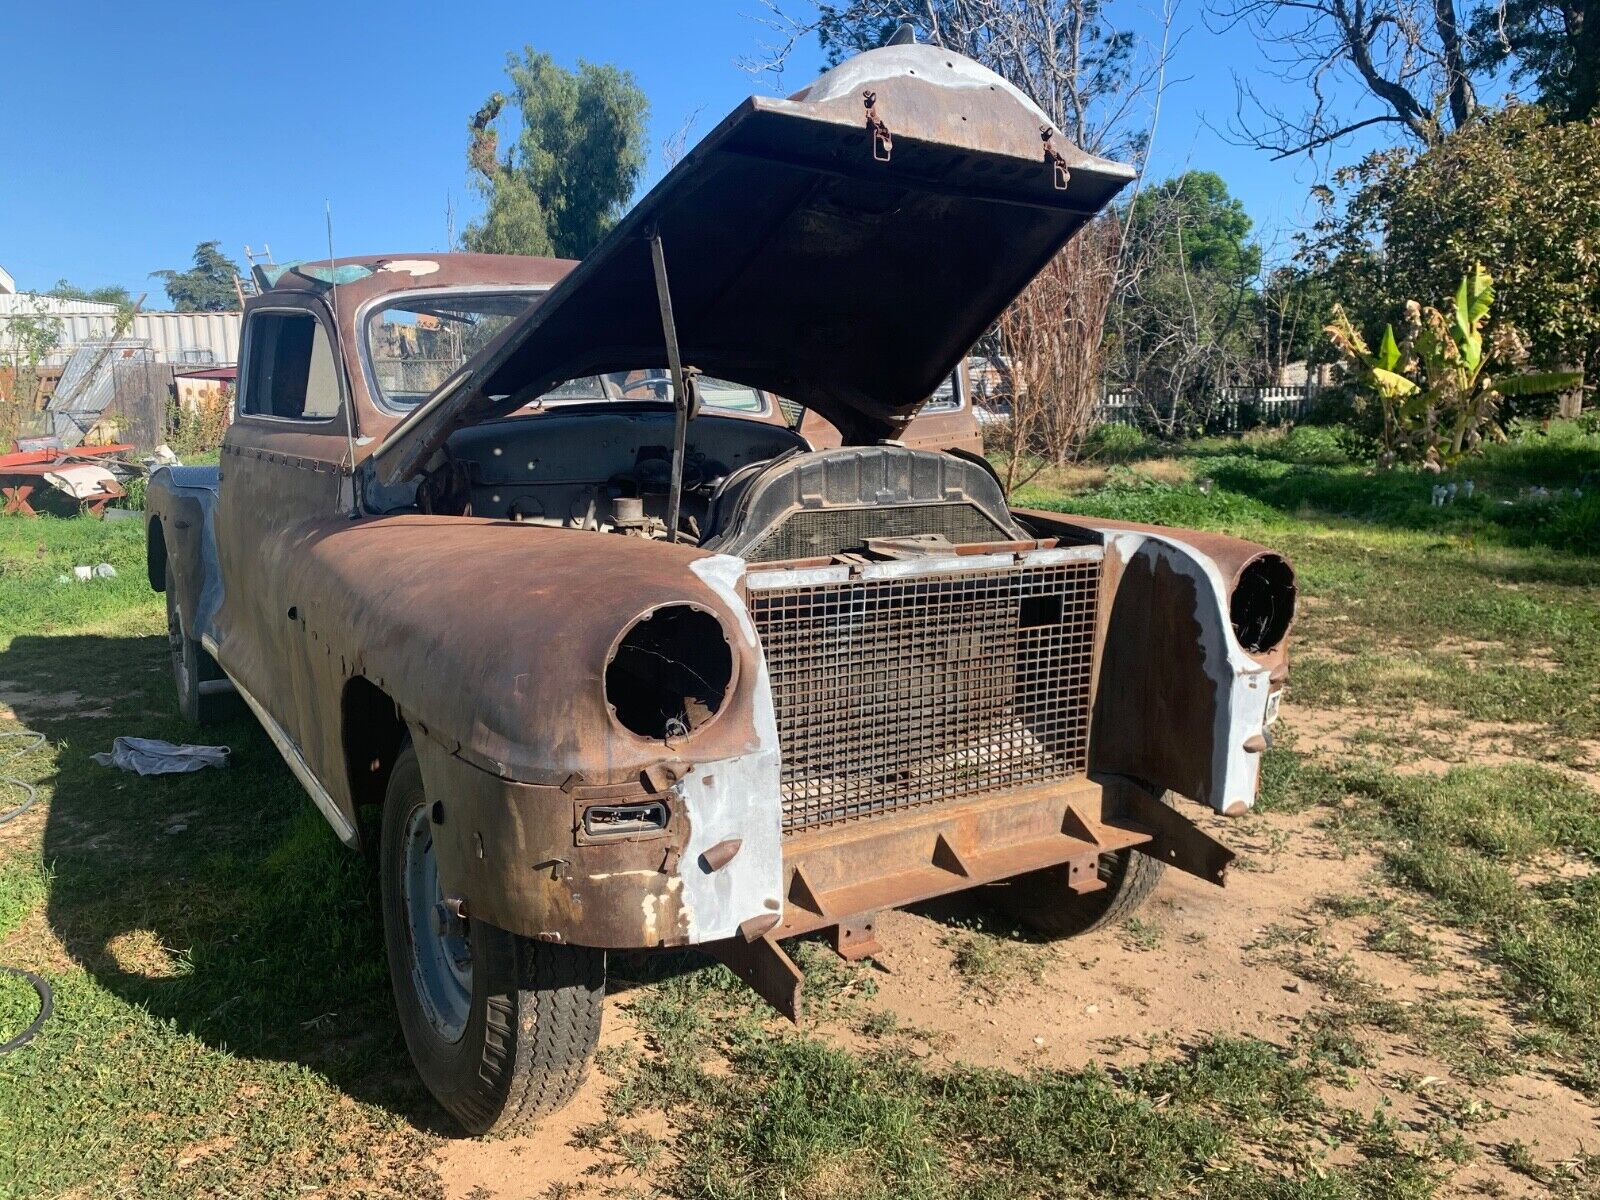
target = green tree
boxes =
[1468,0,1598,121]
[47,279,134,308]
[464,50,649,259]
[1261,266,1335,372]
[0,296,63,443]
[152,241,242,311]
[1305,105,1600,390]
[1127,172,1262,281]
[1107,172,1267,429]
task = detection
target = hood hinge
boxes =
[1041,127,1071,190]
[864,90,893,162]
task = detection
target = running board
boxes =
[201,635,360,849]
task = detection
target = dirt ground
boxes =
[428,701,1600,1199]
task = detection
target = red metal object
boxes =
[0,444,133,517]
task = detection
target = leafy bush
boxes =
[1082,422,1149,462]
[1246,425,1354,465]
[1289,424,1361,464]
[1327,264,1580,466]
[1189,423,1371,466]
[116,474,147,513]
[1308,105,1600,390]
[1030,467,1280,528]
[166,385,233,457]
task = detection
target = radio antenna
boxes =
[325,201,361,517]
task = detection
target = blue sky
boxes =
[1,1,1379,300]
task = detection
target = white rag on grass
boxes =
[92,737,230,775]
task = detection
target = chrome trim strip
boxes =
[745,543,1104,591]
[745,565,853,590]
[1019,545,1103,566]
[202,635,360,849]
[858,551,1015,579]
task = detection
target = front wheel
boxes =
[379,744,604,1134]
[166,585,221,725]
[991,790,1175,939]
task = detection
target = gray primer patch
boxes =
[1099,529,1273,813]
[678,555,785,942]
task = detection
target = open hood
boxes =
[371,43,1134,485]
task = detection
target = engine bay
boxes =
[415,404,1027,561]
[417,404,807,540]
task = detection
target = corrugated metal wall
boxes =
[0,297,241,366]
[131,311,241,365]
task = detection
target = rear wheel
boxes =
[166,585,221,725]
[992,790,1174,939]
[379,744,604,1134]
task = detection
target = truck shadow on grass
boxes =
[10,628,1033,1133]
[8,629,464,1131]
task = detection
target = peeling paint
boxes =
[378,259,441,278]
[677,555,785,942]
[1099,529,1272,813]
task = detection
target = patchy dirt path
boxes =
[428,701,1600,1199]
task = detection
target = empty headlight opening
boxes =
[605,605,735,740]
[1230,554,1296,652]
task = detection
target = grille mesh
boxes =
[749,558,1100,832]
[746,503,1009,563]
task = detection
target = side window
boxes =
[240,311,341,420]
[919,370,962,415]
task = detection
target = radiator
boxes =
[746,546,1101,833]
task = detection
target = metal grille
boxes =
[749,555,1100,832]
[747,503,1009,563]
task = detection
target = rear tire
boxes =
[166,585,221,725]
[379,744,604,1134]
[992,790,1174,939]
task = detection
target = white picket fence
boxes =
[1093,385,1316,431]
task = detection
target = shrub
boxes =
[1327,264,1580,466]
[166,384,233,456]
[1082,422,1148,462]
[1308,105,1600,389]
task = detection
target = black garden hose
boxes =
[0,967,52,1053]
[0,730,44,826]
[0,730,51,1053]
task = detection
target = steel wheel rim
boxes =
[401,802,472,1043]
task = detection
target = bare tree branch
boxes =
[660,106,705,171]
[1207,0,1484,162]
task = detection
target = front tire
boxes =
[379,744,604,1134]
[992,790,1175,939]
[166,585,220,725]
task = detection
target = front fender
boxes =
[145,465,223,643]
[1017,510,1292,814]
[285,517,767,782]
[280,517,783,946]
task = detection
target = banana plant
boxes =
[1326,264,1582,465]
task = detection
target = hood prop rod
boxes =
[649,230,698,543]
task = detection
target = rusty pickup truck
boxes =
[145,42,1295,1135]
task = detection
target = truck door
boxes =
[212,303,349,758]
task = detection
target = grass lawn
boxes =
[1,422,1597,1198]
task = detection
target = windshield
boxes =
[539,370,766,414]
[367,291,535,407]
[366,293,768,416]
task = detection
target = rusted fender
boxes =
[145,465,223,640]
[274,517,765,781]
[1016,509,1293,815]
[263,516,785,946]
